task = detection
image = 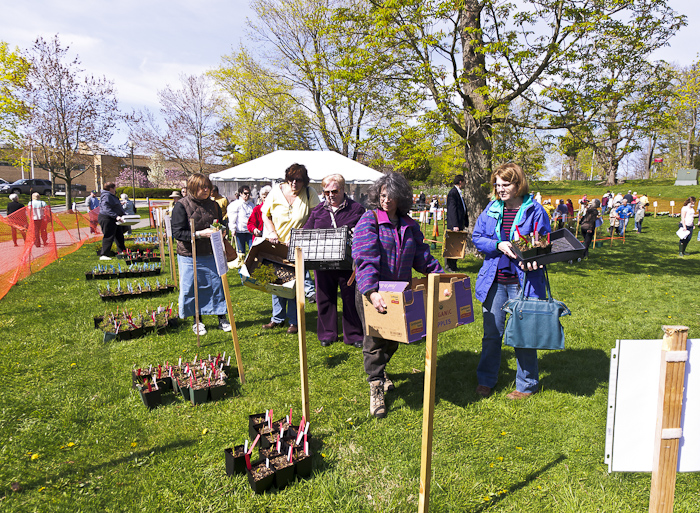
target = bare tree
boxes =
[21,35,120,208]
[130,74,224,175]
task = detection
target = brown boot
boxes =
[369,380,386,418]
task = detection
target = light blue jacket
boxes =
[471,195,552,303]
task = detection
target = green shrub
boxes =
[116,186,176,199]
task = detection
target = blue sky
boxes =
[2,0,699,149]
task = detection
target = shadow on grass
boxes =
[386,347,609,410]
[470,454,567,512]
[323,353,350,369]
[20,439,197,493]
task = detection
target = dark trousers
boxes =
[315,270,363,344]
[445,258,458,271]
[355,288,399,383]
[98,215,126,256]
[582,229,594,257]
[680,225,693,254]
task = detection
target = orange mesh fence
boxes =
[0,206,102,301]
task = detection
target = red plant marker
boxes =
[547,232,550,244]
[244,452,252,471]
[189,376,193,388]
[288,445,293,464]
[147,380,152,393]
[249,434,261,453]
[157,365,162,379]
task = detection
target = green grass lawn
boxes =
[1,216,699,511]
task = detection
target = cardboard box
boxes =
[362,274,474,343]
[240,239,296,299]
[442,230,468,258]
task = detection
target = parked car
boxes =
[0,178,9,186]
[0,179,52,196]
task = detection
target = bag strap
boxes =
[520,266,552,301]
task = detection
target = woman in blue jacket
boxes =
[471,163,551,400]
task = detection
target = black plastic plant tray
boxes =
[512,228,584,265]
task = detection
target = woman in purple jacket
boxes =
[352,172,443,418]
[472,163,551,400]
[303,174,365,348]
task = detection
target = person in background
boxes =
[85,190,100,211]
[30,192,49,248]
[534,191,542,204]
[471,162,551,400]
[303,173,365,348]
[634,200,646,233]
[353,172,443,418]
[554,199,568,229]
[262,164,319,334]
[601,192,610,215]
[180,186,187,198]
[171,173,230,334]
[98,183,126,259]
[248,185,271,238]
[542,199,555,220]
[679,196,696,257]
[120,193,136,235]
[250,184,259,204]
[227,185,255,254]
[565,199,575,226]
[168,191,182,215]
[623,190,634,205]
[580,199,600,258]
[445,174,468,272]
[615,199,633,235]
[7,193,26,246]
[211,185,229,229]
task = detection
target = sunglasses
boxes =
[323,189,340,196]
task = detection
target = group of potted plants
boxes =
[85,262,162,280]
[116,247,160,263]
[123,234,159,244]
[133,353,232,409]
[225,409,313,493]
[94,305,177,340]
[97,278,175,301]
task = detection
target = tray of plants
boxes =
[511,228,584,265]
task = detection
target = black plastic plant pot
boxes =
[170,377,180,395]
[156,377,171,391]
[85,272,93,280]
[249,413,266,435]
[132,370,145,389]
[190,386,209,406]
[224,445,247,476]
[131,327,145,339]
[209,384,227,402]
[293,449,313,478]
[246,461,275,494]
[140,388,162,410]
[179,385,191,402]
[94,316,103,329]
[271,456,295,489]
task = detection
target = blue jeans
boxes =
[234,232,253,254]
[304,270,315,298]
[271,294,298,326]
[478,282,539,394]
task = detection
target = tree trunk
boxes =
[65,175,73,209]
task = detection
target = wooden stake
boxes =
[220,272,245,384]
[418,273,440,513]
[295,247,311,422]
[649,325,689,513]
[156,208,166,266]
[575,210,581,238]
[190,218,200,348]
[167,233,177,283]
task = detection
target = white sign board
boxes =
[653,201,658,207]
[670,201,676,206]
[164,215,172,238]
[605,339,700,472]
[210,230,228,276]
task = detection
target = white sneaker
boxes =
[192,322,207,335]
[99,256,112,261]
[218,319,231,332]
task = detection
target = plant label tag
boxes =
[165,215,172,237]
[210,230,228,276]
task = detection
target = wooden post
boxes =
[418,274,440,513]
[156,209,166,266]
[221,270,245,384]
[75,209,81,241]
[649,325,689,513]
[295,247,311,422]
[164,212,177,283]
[190,218,201,348]
[592,226,597,249]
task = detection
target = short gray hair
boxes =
[9,193,18,202]
[367,172,413,216]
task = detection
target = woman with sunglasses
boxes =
[261,164,319,334]
[303,174,365,348]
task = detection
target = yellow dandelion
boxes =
[39,487,46,492]
[500,431,507,436]
[131,442,137,447]
[489,463,494,468]
[537,485,542,490]
[71,363,76,367]
[202,428,208,435]
[668,316,672,318]
[321,453,326,458]
[516,446,522,450]
[483,497,491,502]
[67,442,75,447]
[645,310,648,313]
[31,453,39,460]
[60,445,65,449]
[497,456,503,461]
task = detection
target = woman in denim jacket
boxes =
[471,163,551,400]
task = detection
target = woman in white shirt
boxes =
[679,196,696,257]
[30,192,49,247]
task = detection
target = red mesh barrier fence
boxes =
[0,206,102,301]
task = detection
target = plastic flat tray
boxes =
[512,228,584,265]
[287,227,353,270]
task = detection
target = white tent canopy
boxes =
[209,150,384,185]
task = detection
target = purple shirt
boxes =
[303,196,365,230]
[352,209,443,296]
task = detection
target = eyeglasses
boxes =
[288,178,303,184]
[494,183,513,190]
[242,191,250,196]
[323,189,340,196]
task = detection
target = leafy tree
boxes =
[115,168,153,188]
[130,74,223,175]
[0,42,29,144]
[347,0,684,222]
[21,35,120,208]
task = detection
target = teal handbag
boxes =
[502,269,570,351]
